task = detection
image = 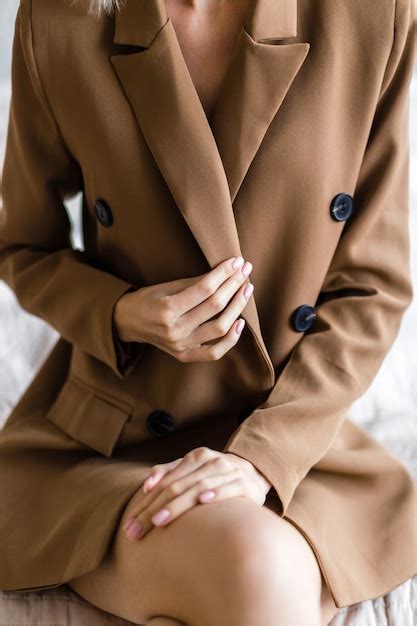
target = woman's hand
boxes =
[113,256,254,362]
[123,447,273,542]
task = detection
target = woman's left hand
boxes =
[123,446,273,541]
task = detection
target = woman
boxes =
[0,0,416,624]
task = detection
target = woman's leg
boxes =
[68,485,339,626]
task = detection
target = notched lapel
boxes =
[210,0,310,201]
[109,0,309,391]
[211,31,310,203]
[110,19,242,270]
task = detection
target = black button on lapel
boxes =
[330,193,354,222]
[147,410,174,437]
[94,198,113,227]
[291,304,316,332]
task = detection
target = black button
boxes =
[291,304,316,332]
[330,193,354,222]
[94,198,113,227]
[146,410,174,437]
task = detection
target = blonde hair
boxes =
[69,0,125,18]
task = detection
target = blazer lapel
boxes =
[110,0,309,391]
[211,2,310,202]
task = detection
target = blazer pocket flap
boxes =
[45,376,133,457]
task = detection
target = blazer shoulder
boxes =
[311,0,415,95]
[356,0,415,48]
[21,0,108,46]
[19,0,81,24]
[18,0,111,81]
[379,0,416,95]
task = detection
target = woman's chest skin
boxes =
[165,0,250,121]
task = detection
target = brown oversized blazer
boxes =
[0,0,416,607]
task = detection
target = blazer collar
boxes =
[113,0,299,46]
[110,0,310,391]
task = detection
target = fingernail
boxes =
[126,520,143,540]
[231,256,244,270]
[199,490,216,503]
[123,516,136,532]
[243,283,254,299]
[236,318,245,334]
[151,508,171,526]
[241,261,253,277]
[143,474,157,492]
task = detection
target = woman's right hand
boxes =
[113,256,254,362]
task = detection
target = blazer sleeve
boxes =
[112,288,144,376]
[0,2,144,380]
[223,0,416,515]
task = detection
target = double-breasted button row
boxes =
[95,193,354,227]
[289,193,354,333]
[330,193,354,222]
[147,410,175,437]
[95,191,334,337]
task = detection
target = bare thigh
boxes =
[263,496,339,626]
[68,485,339,625]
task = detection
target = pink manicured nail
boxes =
[151,509,171,526]
[241,261,253,277]
[236,319,245,334]
[126,520,143,540]
[143,474,158,492]
[231,256,244,269]
[243,283,254,299]
[199,490,216,503]
[123,517,136,532]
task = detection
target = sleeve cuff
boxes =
[222,426,297,518]
[112,318,145,378]
[110,286,145,379]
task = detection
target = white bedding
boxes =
[1,66,416,626]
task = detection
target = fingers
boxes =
[172,315,246,363]
[162,278,252,360]
[124,470,251,542]
[183,260,253,331]
[122,448,266,543]
[162,258,254,360]
[124,448,224,539]
[150,473,246,527]
[168,256,246,318]
[142,458,184,494]
[150,256,255,363]
[191,279,254,347]
[144,447,218,494]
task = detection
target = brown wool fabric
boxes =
[0,0,416,609]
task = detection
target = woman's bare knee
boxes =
[188,498,324,625]
[68,492,324,626]
[221,503,322,599]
